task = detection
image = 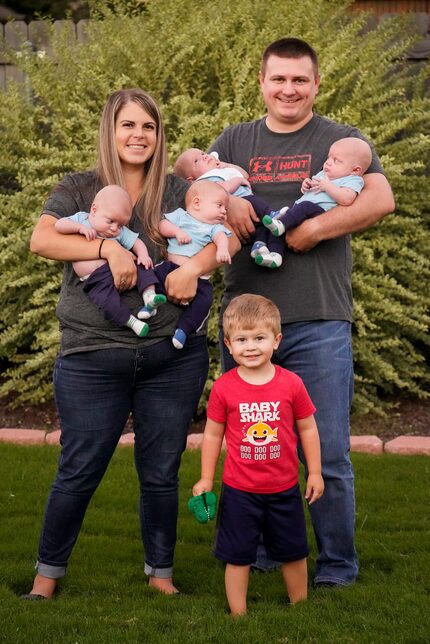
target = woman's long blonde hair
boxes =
[97,88,167,244]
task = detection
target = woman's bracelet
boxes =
[98,238,105,259]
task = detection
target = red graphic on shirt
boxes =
[249,155,311,184]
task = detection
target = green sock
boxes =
[126,315,149,337]
[143,289,167,309]
[262,215,285,237]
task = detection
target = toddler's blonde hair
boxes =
[223,294,281,339]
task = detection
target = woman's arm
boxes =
[30,214,138,289]
[164,230,240,303]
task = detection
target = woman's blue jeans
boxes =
[220,320,358,586]
[36,336,208,580]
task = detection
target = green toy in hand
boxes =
[188,491,217,524]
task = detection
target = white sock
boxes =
[255,252,283,269]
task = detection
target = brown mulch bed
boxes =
[0,396,429,442]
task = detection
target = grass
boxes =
[0,445,429,644]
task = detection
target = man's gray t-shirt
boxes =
[43,170,189,355]
[210,113,383,324]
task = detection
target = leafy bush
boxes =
[0,0,429,412]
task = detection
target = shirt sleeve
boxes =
[164,208,184,226]
[291,376,316,420]
[211,224,232,239]
[67,212,85,223]
[41,173,99,219]
[118,226,139,250]
[207,380,228,424]
[338,175,365,194]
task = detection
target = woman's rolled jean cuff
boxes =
[35,560,66,579]
[144,563,173,579]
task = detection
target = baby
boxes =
[54,185,166,337]
[174,148,286,268]
[136,179,232,349]
[262,137,372,236]
[175,138,372,267]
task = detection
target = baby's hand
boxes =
[305,473,324,505]
[79,225,97,241]
[301,177,314,193]
[176,232,192,245]
[311,176,330,193]
[193,478,213,496]
[137,254,154,269]
[216,249,231,264]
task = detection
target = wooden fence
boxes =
[0,20,89,91]
[0,11,429,92]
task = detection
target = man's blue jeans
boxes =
[220,320,358,586]
[36,336,208,580]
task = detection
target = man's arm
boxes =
[223,195,259,242]
[285,173,395,253]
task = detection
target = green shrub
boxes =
[0,0,429,412]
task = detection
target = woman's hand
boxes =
[164,262,199,304]
[103,240,138,290]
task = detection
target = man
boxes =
[210,37,394,588]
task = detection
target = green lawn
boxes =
[0,444,429,643]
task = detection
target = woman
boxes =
[25,89,238,599]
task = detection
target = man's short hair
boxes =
[261,37,319,77]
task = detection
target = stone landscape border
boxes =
[0,428,429,455]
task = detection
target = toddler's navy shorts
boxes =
[213,482,309,565]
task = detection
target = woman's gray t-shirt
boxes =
[42,170,189,355]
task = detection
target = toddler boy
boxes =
[192,294,324,615]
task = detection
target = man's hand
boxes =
[227,195,259,242]
[285,217,322,253]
